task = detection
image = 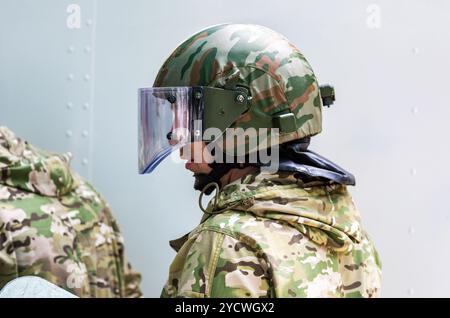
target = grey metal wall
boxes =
[1,0,449,297]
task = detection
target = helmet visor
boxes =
[138,87,202,174]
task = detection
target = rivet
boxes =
[86,19,93,26]
[83,102,89,110]
[412,107,419,115]
[82,130,89,138]
[66,102,74,109]
[84,45,91,53]
[236,94,245,103]
[194,91,202,99]
[67,73,75,81]
[410,168,417,176]
[84,74,91,81]
[82,158,89,165]
[412,47,420,55]
[408,226,415,235]
[65,130,73,138]
[166,94,176,103]
[408,288,415,295]
[67,46,75,53]
[365,4,382,29]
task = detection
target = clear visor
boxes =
[138,87,201,174]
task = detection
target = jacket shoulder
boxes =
[194,210,289,250]
[198,211,263,234]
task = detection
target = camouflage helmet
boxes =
[154,23,328,152]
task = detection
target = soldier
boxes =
[0,126,142,297]
[138,23,381,297]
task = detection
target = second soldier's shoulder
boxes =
[0,184,50,222]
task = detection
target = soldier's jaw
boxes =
[184,162,212,175]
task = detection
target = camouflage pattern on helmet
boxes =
[154,24,323,147]
[162,171,382,298]
[0,127,142,297]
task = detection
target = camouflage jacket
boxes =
[162,171,382,298]
[0,127,142,297]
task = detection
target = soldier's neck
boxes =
[219,166,259,188]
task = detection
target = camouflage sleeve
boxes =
[0,218,19,289]
[106,210,142,298]
[163,230,272,298]
[88,182,142,298]
[121,255,143,298]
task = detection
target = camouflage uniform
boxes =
[153,24,382,297]
[0,126,142,297]
[162,172,381,298]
